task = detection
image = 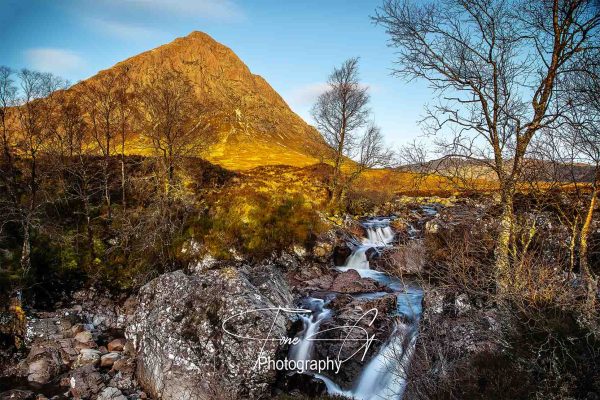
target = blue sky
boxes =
[0,0,435,147]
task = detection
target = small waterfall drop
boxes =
[344,246,370,269]
[352,323,416,400]
[339,218,395,270]
[289,298,331,365]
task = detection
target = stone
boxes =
[329,270,380,293]
[127,267,292,399]
[0,390,35,400]
[111,357,134,374]
[100,352,120,368]
[75,349,101,367]
[70,323,84,335]
[97,387,127,400]
[107,338,126,352]
[122,340,135,356]
[67,365,105,399]
[25,343,62,384]
[74,331,93,344]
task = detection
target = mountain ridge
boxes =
[73,31,328,170]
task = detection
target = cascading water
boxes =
[289,298,331,365]
[291,209,436,399]
[338,218,396,271]
[352,323,416,400]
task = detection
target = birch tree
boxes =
[374,0,600,285]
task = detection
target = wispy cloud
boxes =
[286,82,329,108]
[117,0,245,22]
[286,82,377,108]
[24,48,85,76]
[87,17,162,40]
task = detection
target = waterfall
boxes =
[352,323,416,400]
[289,298,331,365]
[291,214,428,400]
[338,218,395,270]
[344,246,370,269]
[363,225,395,247]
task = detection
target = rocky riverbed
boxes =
[2,199,501,400]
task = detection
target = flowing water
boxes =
[289,209,435,399]
[289,298,332,365]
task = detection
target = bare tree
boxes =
[80,69,126,219]
[373,0,600,285]
[135,69,215,195]
[542,54,600,310]
[0,67,19,226]
[312,58,391,207]
[114,68,132,208]
[54,94,100,268]
[15,69,66,273]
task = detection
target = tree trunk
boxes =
[121,153,126,208]
[495,188,515,290]
[579,175,598,311]
[20,221,31,275]
[568,219,579,278]
[105,134,111,219]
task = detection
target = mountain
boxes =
[75,31,328,170]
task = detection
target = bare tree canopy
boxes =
[136,68,215,193]
[374,0,600,282]
[312,58,392,206]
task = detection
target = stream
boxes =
[289,211,432,399]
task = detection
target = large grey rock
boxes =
[127,267,292,399]
[97,387,127,400]
[25,342,64,384]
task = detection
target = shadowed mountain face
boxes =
[74,31,328,170]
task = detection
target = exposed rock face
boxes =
[127,267,293,399]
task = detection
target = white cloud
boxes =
[286,82,375,108]
[87,18,162,40]
[284,82,378,124]
[286,82,329,108]
[118,0,245,22]
[24,48,85,76]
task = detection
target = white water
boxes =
[291,214,431,399]
[344,246,370,269]
[352,323,416,400]
[289,298,331,364]
[339,219,396,270]
[363,225,395,247]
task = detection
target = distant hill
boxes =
[400,156,596,184]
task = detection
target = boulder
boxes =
[329,270,380,293]
[127,267,292,399]
[74,331,93,344]
[108,357,137,391]
[25,343,63,384]
[100,352,121,368]
[332,245,352,266]
[67,365,105,399]
[107,338,126,352]
[75,349,101,367]
[97,387,127,400]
